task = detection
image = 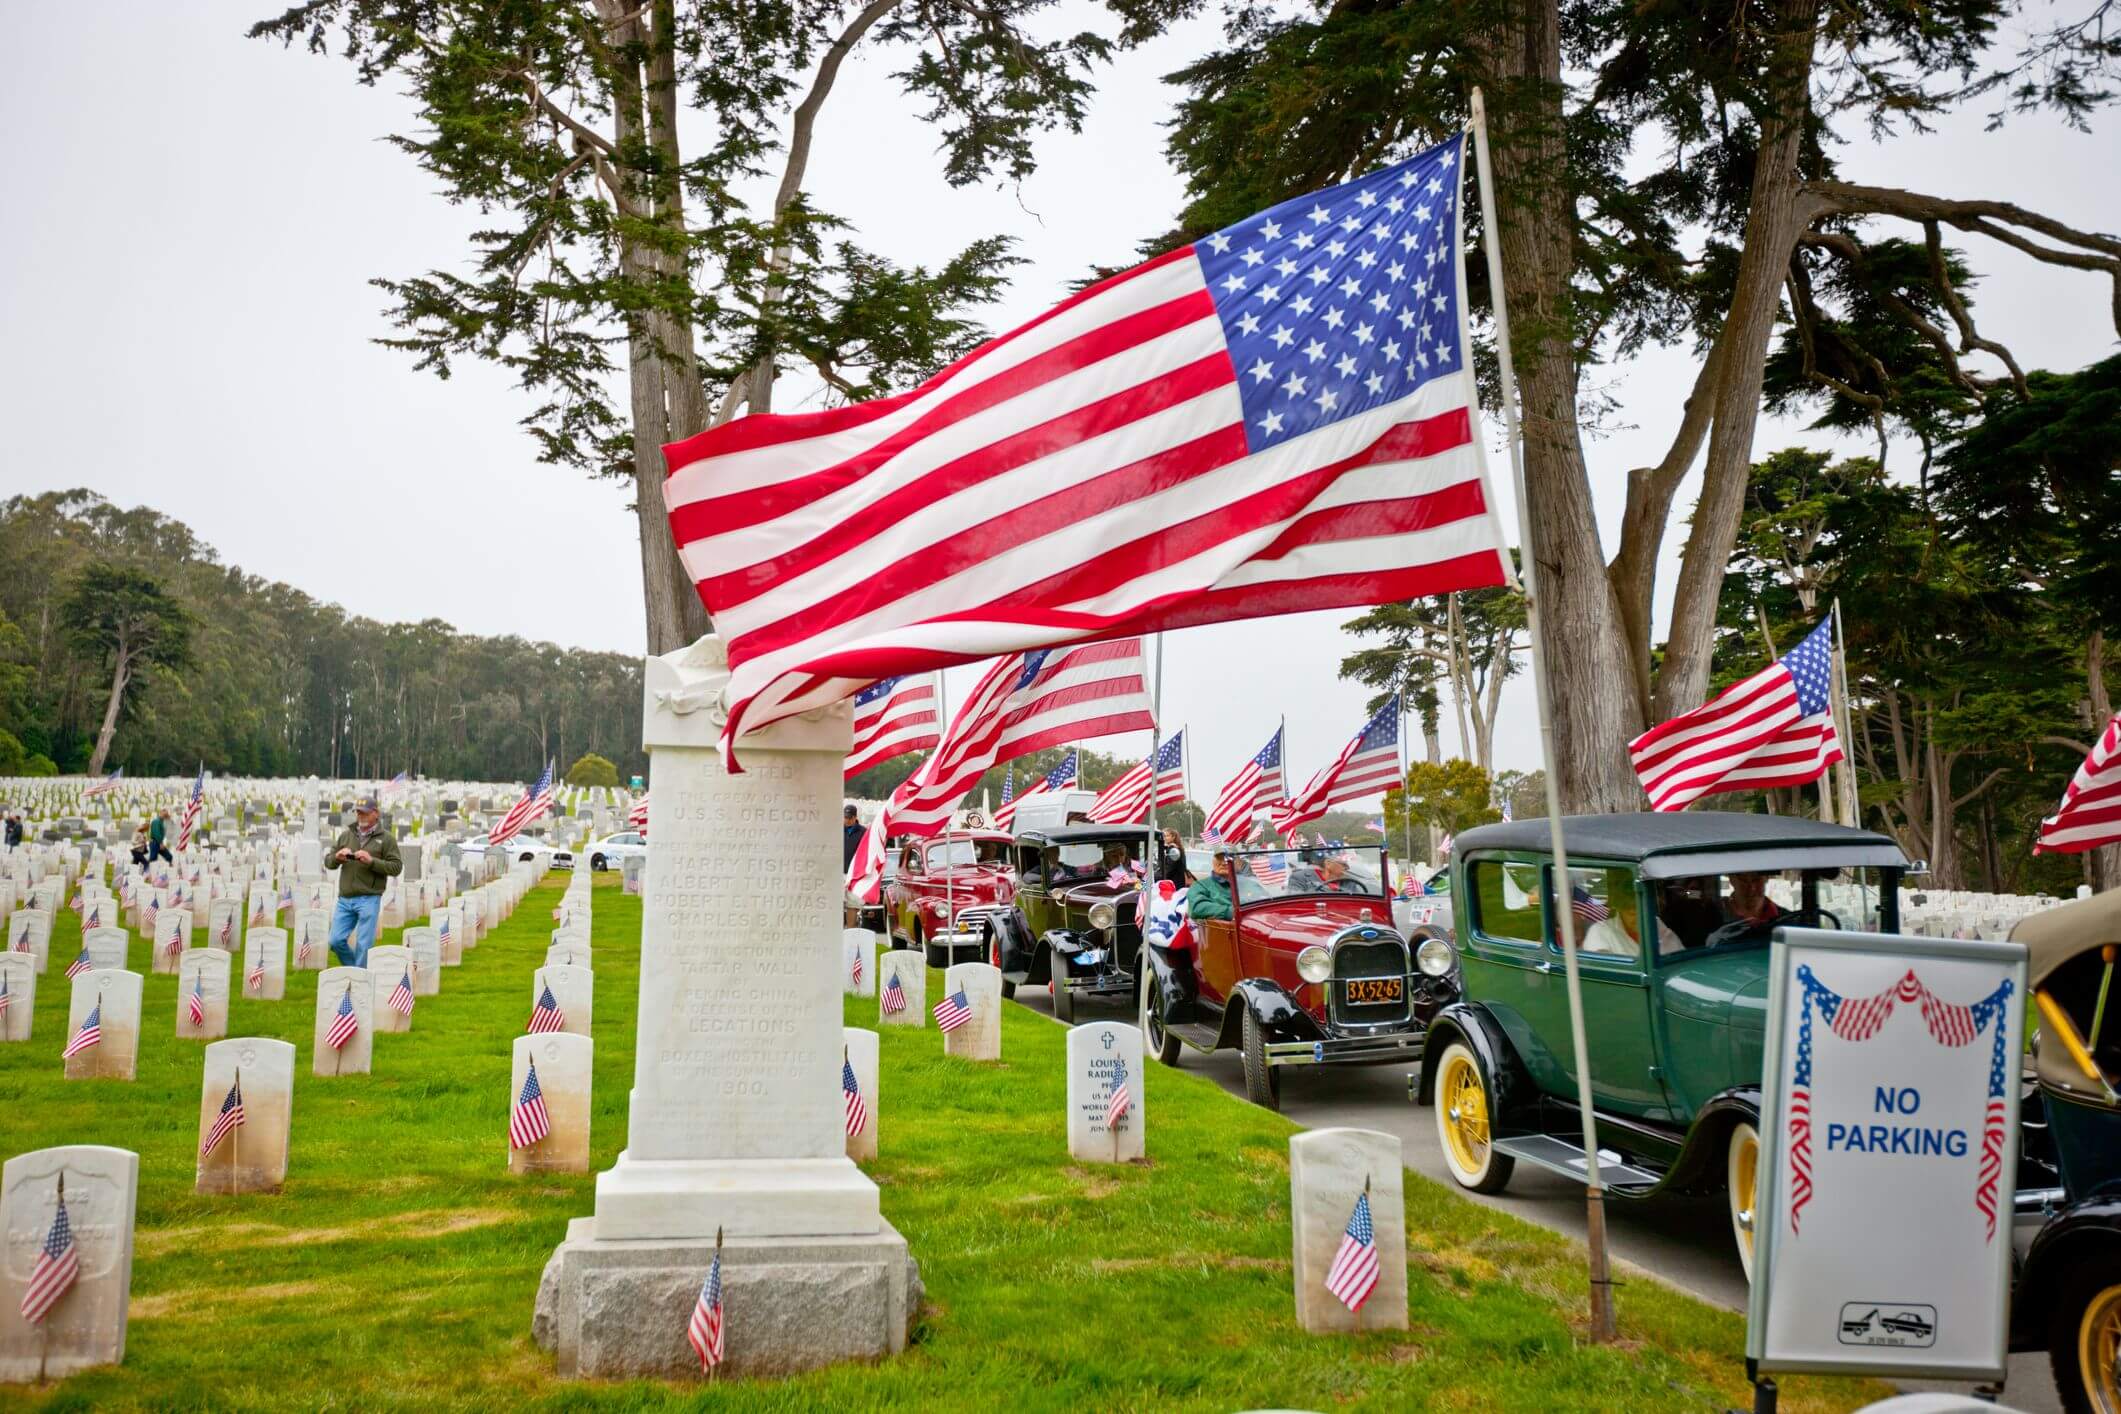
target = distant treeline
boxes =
[0,490,645,783]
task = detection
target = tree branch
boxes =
[1951,765,2009,810]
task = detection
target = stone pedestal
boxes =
[1289,1127,1407,1333]
[1067,1021,1145,1163]
[877,949,925,1026]
[536,635,915,1377]
[195,1039,295,1194]
[0,1145,139,1382]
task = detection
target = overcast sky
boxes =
[3,2,2114,801]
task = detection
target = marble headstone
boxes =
[543,940,590,972]
[843,928,878,997]
[843,1027,879,1163]
[876,949,926,1027]
[509,1032,592,1175]
[81,928,129,971]
[175,947,231,1040]
[0,1145,139,1381]
[205,899,243,955]
[152,908,191,974]
[292,908,329,971]
[313,968,374,1076]
[241,927,288,1002]
[195,1038,296,1195]
[7,910,50,974]
[0,955,33,1042]
[534,963,592,1038]
[1066,1021,1146,1163]
[403,927,441,996]
[66,969,142,1081]
[939,962,1003,1062]
[1289,1128,1407,1333]
[365,945,415,1033]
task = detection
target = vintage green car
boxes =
[1412,813,1910,1277]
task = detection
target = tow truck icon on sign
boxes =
[1837,1301,1938,1348]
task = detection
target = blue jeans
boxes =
[329,894,382,969]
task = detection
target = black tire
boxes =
[1143,975,1182,1066]
[590,854,607,872]
[1240,1005,1280,1110]
[1050,958,1076,1024]
[993,935,1016,997]
[2048,1262,2121,1414]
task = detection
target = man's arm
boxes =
[371,833,403,877]
[323,835,343,871]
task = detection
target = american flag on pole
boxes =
[527,982,567,1034]
[1105,1055,1132,1130]
[83,767,123,798]
[934,986,972,1032]
[1085,730,1187,825]
[19,1189,80,1325]
[0,971,11,1023]
[1325,1188,1381,1312]
[65,945,92,980]
[846,675,941,780]
[881,971,909,1015]
[186,970,206,1027]
[1252,853,1292,888]
[2035,711,2121,853]
[846,640,1149,899]
[175,765,205,851]
[387,967,415,1017]
[842,1055,870,1138]
[849,946,865,989]
[688,1249,725,1370]
[1205,726,1285,846]
[994,750,1079,831]
[63,1000,102,1059]
[663,134,1509,771]
[325,985,360,1050]
[489,760,555,847]
[509,1062,552,1149]
[1628,618,1844,812]
[202,1073,247,1156]
[1272,696,1402,833]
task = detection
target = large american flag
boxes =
[83,767,123,798]
[663,134,1508,769]
[1629,618,1843,812]
[509,1062,552,1150]
[489,759,555,847]
[1204,726,1285,845]
[201,1073,246,1157]
[628,793,650,830]
[1324,1189,1381,1312]
[19,1189,80,1325]
[846,675,941,780]
[994,750,1078,831]
[846,642,1149,899]
[175,765,205,852]
[688,1250,725,1370]
[1273,696,1402,833]
[2035,710,2121,854]
[1086,730,1187,825]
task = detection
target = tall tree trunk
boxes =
[1475,6,1643,811]
[86,647,132,777]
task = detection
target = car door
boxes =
[1461,855,1568,1096]
[1195,919,1239,1008]
[1533,864,1674,1120]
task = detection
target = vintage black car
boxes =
[974,825,1150,1023]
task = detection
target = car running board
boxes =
[1166,1021,1221,1052]
[1492,1135,1662,1193]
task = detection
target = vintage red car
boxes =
[1139,844,1458,1110]
[886,830,1017,967]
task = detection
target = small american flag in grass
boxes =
[850,947,864,988]
[387,968,415,1017]
[186,972,206,1027]
[12,918,29,952]
[881,972,908,1015]
[66,946,93,980]
[63,1001,103,1059]
[201,1073,246,1156]
[0,971,12,1021]
[18,1189,80,1325]
[509,1062,552,1150]
[1106,1056,1132,1130]
[688,1249,725,1370]
[934,987,972,1033]
[247,952,266,992]
[325,986,359,1050]
[843,1056,869,1138]
[527,983,566,1034]
[1325,1189,1381,1312]
[84,901,102,930]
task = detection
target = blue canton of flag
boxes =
[1043,751,1078,791]
[1153,732,1185,774]
[1000,767,1014,807]
[1195,137,1466,451]
[1782,619,1836,716]
[854,676,902,708]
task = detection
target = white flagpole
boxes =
[938,670,954,934]
[1830,599,1860,826]
[1147,634,1164,866]
[1469,88,1617,1342]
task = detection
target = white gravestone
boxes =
[292,909,329,971]
[403,927,441,996]
[366,945,416,1034]
[195,1038,296,1195]
[509,1032,593,1175]
[544,940,591,972]
[379,890,405,930]
[940,962,1003,1062]
[843,1027,879,1163]
[463,894,485,943]
[8,911,50,974]
[81,928,129,972]
[877,949,926,1027]
[1067,1021,1146,1164]
[313,968,374,1076]
[447,901,472,952]
[537,634,915,1379]
[152,909,191,975]
[0,1145,139,1382]
[0,955,33,1042]
[206,899,243,955]
[241,927,288,1002]
[431,911,463,966]
[1289,1128,1407,1333]
[175,948,231,1041]
[843,928,878,997]
[245,886,275,930]
[65,970,142,1081]
[534,963,593,1038]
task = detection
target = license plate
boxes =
[1343,976,1404,1005]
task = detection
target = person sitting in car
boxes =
[1723,870,1783,928]
[1188,850,1236,920]
[1580,871,1682,959]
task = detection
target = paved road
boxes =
[1007,986,2062,1412]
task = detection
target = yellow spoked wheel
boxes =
[2056,1278,2121,1414]
[1727,1121,1760,1283]
[1433,1041,1512,1194]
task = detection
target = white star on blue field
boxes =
[1193,135,1467,454]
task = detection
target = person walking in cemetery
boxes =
[148,808,171,863]
[3,812,20,849]
[130,820,149,866]
[843,804,864,870]
[325,795,401,968]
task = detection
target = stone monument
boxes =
[939,962,1003,1061]
[0,1145,139,1382]
[313,968,373,1076]
[536,635,916,1377]
[65,970,141,1081]
[1289,1127,1407,1333]
[1066,1021,1145,1164]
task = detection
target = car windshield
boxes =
[1226,847,1386,903]
[925,838,1009,869]
[1043,839,1142,883]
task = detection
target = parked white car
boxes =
[461,833,574,869]
[587,831,648,871]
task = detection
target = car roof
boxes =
[1456,812,1908,879]
[917,829,1013,845]
[2010,887,2121,990]
[1014,824,1151,845]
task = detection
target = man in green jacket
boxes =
[324,796,402,968]
[147,809,171,864]
[1187,851,1236,921]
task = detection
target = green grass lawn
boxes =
[1,873,1887,1411]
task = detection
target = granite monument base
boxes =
[590,1153,882,1240]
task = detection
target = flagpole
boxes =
[939,670,954,939]
[1830,599,1860,826]
[1147,633,1164,876]
[1470,87,1616,1342]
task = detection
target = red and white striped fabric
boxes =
[2035,711,2121,853]
[628,793,649,830]
[846,675,940,780]
[489,759,555,847]
[1084,730,1186,825]
[1272,696,1401,834]
[1629,619,1843,812]
[1203,726,1284,846]
[663,136,1509,770]
[846,644,1151,900]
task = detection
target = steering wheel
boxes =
[1700,907,1842,950]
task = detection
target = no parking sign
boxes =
[1746,928,2027,1383]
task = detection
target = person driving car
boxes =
[1725,871,1783,927]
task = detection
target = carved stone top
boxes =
[641,634,852,756]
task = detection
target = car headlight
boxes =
[1296,945,1332,983]
[1087,901,1117,931]
[1416,937,1456,977]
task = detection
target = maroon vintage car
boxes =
[1138,844,1458,1110]
[886,830,1017,968]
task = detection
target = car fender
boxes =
[2010,1189,2121,1350]
[1415,1002,1523,1110]
[1660,1087,1762,1194]
[986,909,1038,978]
[1137,934,1186,1003]
[1213,978,1328,1050]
